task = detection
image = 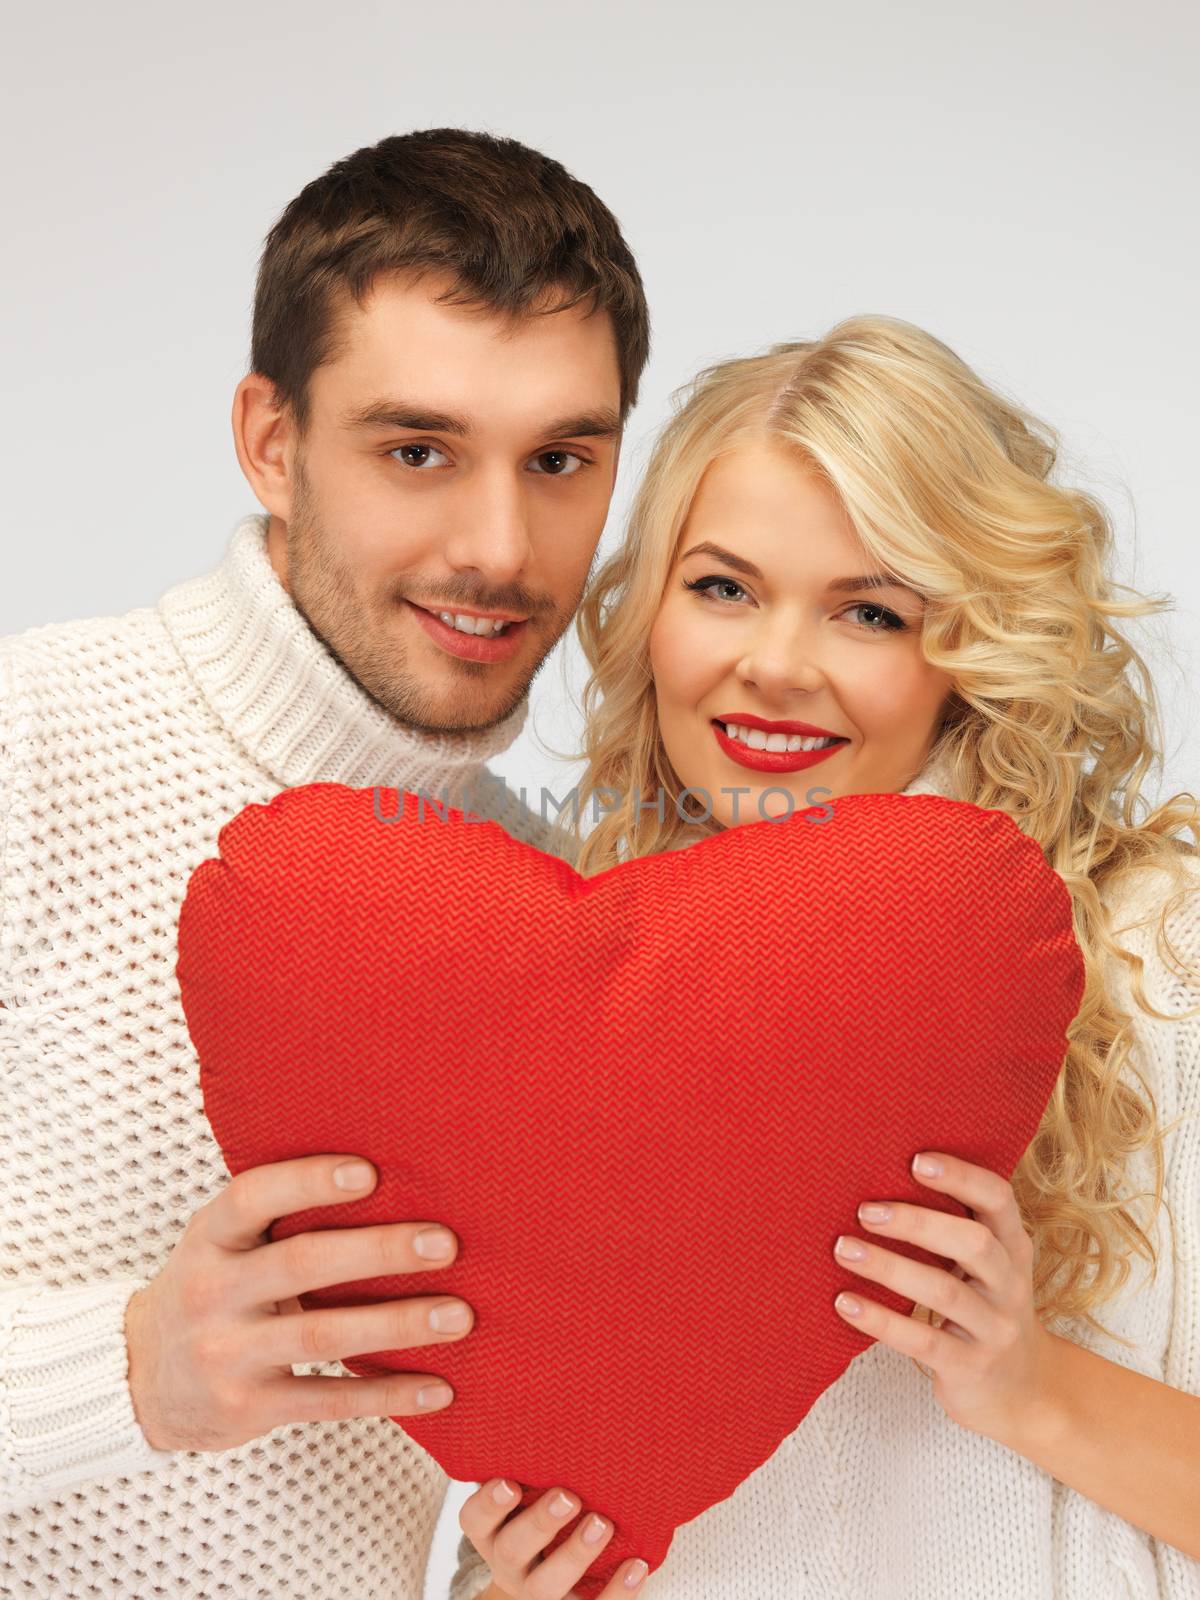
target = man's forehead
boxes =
[314,276,618,432]
[339,267,612,351]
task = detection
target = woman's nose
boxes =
[736,619,826,696]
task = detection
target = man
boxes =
[0,126,650,1600]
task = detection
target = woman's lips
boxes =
[404,599,528,662]
[711,719,849,773]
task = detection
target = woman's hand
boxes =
[831,1149,1060,1442]
[459,1478,649,1599]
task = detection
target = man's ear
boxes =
[232,372,296,521]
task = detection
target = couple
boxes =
[2,126,1199,1600]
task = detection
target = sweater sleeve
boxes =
[0,640,178,1510]
[448,1522,497,1600]
[0,1279,179,1511]
[1160,852,1200,1400]
[449,1489,608,1600]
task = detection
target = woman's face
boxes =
[647,438,956,829]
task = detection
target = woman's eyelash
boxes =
[680,574,908,632]
[682,574,749,605]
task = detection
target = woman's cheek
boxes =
[650,605,703,692]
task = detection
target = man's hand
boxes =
[124,1154,471,1451]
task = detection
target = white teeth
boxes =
[438,611,511,636]
[722,723,841,753]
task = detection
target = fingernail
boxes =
[415,1383,453,1408]
[334,1161,374,1189]
[491,1479,517,1505]
[429,1302,470,1332]
[414,1228,455,1259]
[582,1514,608,1544]
[549,1490,576,1518]
[913,1153,943,1177]
[625,1559,649,1587]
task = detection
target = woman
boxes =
[453,315,1200,1600]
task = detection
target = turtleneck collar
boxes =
[158,511,530,798]
[899,742,959,800]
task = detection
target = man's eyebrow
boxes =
[339,398,622,440]
[679,541,925,600]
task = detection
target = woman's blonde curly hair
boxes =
[537,313,1200,1351]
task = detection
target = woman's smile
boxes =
[711,717,851,773]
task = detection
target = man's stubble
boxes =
[282,452,595,737]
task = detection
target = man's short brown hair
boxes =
[250,127,651,438]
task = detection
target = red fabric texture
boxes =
[177,782,1085,1595]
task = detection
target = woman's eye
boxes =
[682,574,749,604]
[390,443,451,470]
[527,450,587,476]
[682,577,908,634]
[845,601,907,632]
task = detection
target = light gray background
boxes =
[3,1,1197,1594]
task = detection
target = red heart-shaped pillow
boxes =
[177,784,1084,1595]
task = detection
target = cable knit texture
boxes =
[1,513,1198,1598]
[0,513,572,1598]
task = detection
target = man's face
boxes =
[249,269,623,734]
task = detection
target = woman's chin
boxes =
[670,761,855,830]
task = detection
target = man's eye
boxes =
[390,443,451,470]
[528,450,587,476]
[389,445,589,475]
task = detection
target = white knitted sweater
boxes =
[0,513,572,1598]
[2,511,1198,1599]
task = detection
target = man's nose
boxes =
[442,463,534,583]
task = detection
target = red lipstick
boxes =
[711,715,849,774]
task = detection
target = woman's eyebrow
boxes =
[680,541,763,578]
[679,541,924,600]
[826,573,925,601]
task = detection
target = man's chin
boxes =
[363,669,532,737]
